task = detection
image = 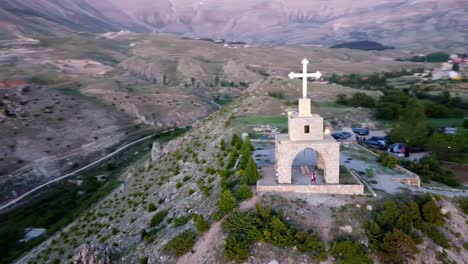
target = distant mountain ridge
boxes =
[1,0,468,51]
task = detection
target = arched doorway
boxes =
[291,148,325,184]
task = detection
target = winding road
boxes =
[0,97,224,212]
[0,127,188,212]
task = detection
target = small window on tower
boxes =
[304,125,310,134]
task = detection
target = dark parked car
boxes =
[331,132,352,141]
[389,143,410,157]
[352,127,370,136]
[365,136,387,150]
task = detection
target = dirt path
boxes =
[176,221,223,264]
[176,194,260,264]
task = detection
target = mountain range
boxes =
[1,0,467,50]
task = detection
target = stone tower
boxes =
[275,59,340,184]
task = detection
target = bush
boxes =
[236,184,253,201]
[379,153,397,168]
[331,241,372,264]
[173,215,191,227]
[224,234,250,262]
[421,224,450,248]
[150,210,169,227]
[381,229,419,263]
[241,157,260,185]
[140,256,148,264]
[218,190,237,214]
[458,198,468,215]
[422,200,444,226]
[193,214,210,233]
[295,231,327,260]
[147,203,156,212]
[268,91,285,99]
[164,231,197,256]
[223,211,262,241]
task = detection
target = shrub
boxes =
[150,210,169,227]
[422,200,444,226]
[379,153,397,168]
[193,214,210,233]
[140,256,148,264]
[421,224,450,248]
[381,229,418,263]
[223,211,262,241]
[174,215,191,227]
[458,198,468,215]
[241,157,260,185]
[236,184,253,201]
[295,231,327,261]
[164,231,197,256]
[218,190,237,214]
[147,203,156,212]
[331,241,372,264]
[224,234,250,262]
[267,91,285,99]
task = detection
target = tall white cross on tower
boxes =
[288,58,322,99]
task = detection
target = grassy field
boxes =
[379,118,466,129]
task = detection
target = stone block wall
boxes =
[288,112,323,141]
[257,183,364,195]
[275,137,340,184]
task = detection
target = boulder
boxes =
[73,243,112,264]
[440,207,449,215]
[268,260,279,264]
[339,225,353,233]
[366,205,373,211]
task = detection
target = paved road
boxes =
[0,127,188,212]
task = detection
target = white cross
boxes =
[288,58,322,99]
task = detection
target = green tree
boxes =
[218,190,237,214]
[379,153,397,168]
[237,184,253,201]
[429,132,467,162]
[163,231,197,256]
[376,102,402,120]
[241,157,260,185]
[376,199,400,230]
[382,230,418,263]
[193,214,210,233]
[331,241,372,264]
[422,199,444,226]
[239,138,254,169]
[265,216,295,246]
[348,92,376,108]
[388,99,429,147]
[224,234,249,262]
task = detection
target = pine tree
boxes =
[382,229,418,263]
[239,138,253,169]
[218,190,237,214]
[241,157,260,185]
[388,99,429,147]
[236,184,253,201]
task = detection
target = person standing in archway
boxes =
[311,170,316,184]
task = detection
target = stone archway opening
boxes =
[291,148,326,185]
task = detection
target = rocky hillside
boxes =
[1,0,468,51]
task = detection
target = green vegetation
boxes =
[398,52,450,63]
[173,215,192,227]
[236,184,253,201]
[388,99,429,147]
[330,241,372,264]
[163,231,197,256]
[267,91,285,99]
[365,195,449,262]
[328,69,425,89]
[150,209,169,227]
[401,156,461,187]
[379,153,397,168]
[222,204,326,262]
[241,157,260,185]
[193,214,210,233]
[336,92,376,108]
[218,190,237,214]
[458,198,468,215]
[147,203,157,212]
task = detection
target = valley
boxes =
[0,5,467,262]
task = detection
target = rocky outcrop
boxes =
[73,244,112,264]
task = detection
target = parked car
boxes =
[331,131,352,141]
[365,137,387,150]
[352,127,370,136]
[389,143,410,157]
